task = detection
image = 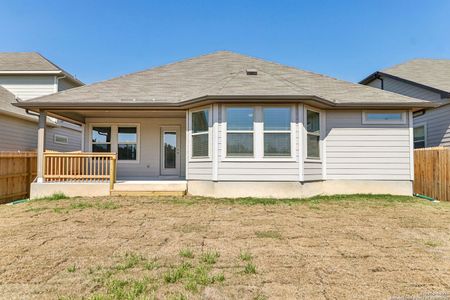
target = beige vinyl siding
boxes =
[414,104,450,147]
[325,110,411,180]
[85,117,186,179]
[0,75,55,100]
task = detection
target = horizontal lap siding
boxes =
[304,161,322,181]
[415,104,450,147]
[326,111,411,180]
[0,76,55,100]
[46,126,82,152]
[218,161,298,181]
[0,114,38,151]
[188,162,212,180]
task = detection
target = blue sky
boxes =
[1,0,449,84]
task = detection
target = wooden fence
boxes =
[44,151,117,189]
[0,152,37,203]
[414,147,450,201]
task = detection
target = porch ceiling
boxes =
[46,109,186,124]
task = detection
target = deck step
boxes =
[111,180,187,197]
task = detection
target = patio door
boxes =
[160,126,181,176]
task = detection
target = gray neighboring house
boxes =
[16,51,435,198]
[360,59,450,148]
[0,52,84,151]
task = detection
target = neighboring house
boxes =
[0,52,84,151]
[16,51,435,198]
[360,59,450,148]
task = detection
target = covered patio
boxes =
[32,108,188,198]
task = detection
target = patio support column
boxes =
[36,110,47,183]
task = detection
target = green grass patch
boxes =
[200,251,220,265]
[34,192,68,201]
[239,250,253,261]
[424,240,443,247]
[163,194,419,206]
[179,248,194,259]
[243,263,257,274]
[255,230,282,239]
[114,252,144,271]
[143,259,160,270]
[67,265,76,273]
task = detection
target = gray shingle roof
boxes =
[21,51,432,107]
[0,52,84,86]
[0,52,61,71]
[0,86,33,119]
[381,59,450,94]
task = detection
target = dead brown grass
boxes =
[0,195,449,299]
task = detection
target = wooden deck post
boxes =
[36,111,47,183]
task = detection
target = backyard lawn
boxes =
[0,194,449,299]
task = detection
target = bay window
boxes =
[263,107,291,156]
[226,107,254,157]
[191,109,209,157]
[306,109,320,159]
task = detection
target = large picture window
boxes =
[191,109,209,157]
[92,127,111,152]
[118,127,137,160]
[226,107,254,157]
[306,110,320,159]
[263,107,291,156]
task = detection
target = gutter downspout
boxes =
[375,73,384,90]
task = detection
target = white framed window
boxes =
[118,126,138,161]
[226,107,254,157]
[90,124,140,163]
[263,107,291,157]
[190,108,210,158]
[54,134,68,145]
[92,126,112,152]
[413,124,427,149]
[306,109,321,159]
[362,111,407,124]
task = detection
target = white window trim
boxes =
[304,106,323,161]
[362,110,407,125]
[188,105,212,162]
[262,106,295,158]
[225,106,255,158]
[413,122,427,148]
[53,134,68,145]
[221,104,297,162]
[88,123,140,164]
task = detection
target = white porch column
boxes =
[36,110,47,183]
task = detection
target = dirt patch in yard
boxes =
[0,195,449,299]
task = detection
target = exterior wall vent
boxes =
[246,69,258,75]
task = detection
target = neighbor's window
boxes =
[414,125,426,149]
[54,134,68,145]
[92,127,111,152]
[362,111,406,124]
[191,109,209,157]
[263,107,291,156]
[306,110,320,159]
[226,107,254,157]
[118,127,137,160]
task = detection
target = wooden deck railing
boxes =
[43,151,117,189]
